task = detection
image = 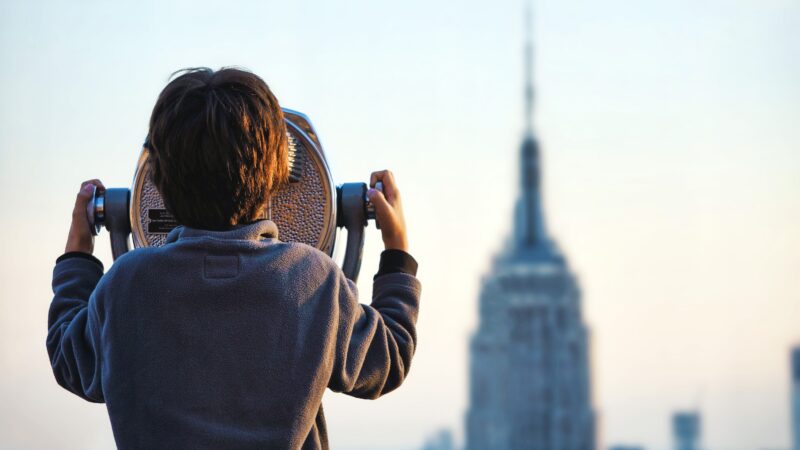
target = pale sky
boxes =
[1,0,799,449]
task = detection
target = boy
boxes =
[47,68,420,449]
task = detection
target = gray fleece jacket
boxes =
[47,219,421,449]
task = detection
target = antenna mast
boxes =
[524,0,534,134]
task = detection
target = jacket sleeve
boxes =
[47,255,106,403]
[327,271,422,399]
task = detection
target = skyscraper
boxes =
[792,347,800,450]
[465,2,595,449]
[672,412,700,450]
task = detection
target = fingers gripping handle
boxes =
[86,186,104,236]
[364,181,383,229]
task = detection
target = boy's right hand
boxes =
[367,170,408,252]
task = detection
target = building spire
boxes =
[524,0,534,134]
[513,0,551,254]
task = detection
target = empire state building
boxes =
[465,4,596,449]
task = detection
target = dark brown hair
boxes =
[147,67,288,230]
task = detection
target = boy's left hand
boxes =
[65,179,105,254]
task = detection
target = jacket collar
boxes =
[165,219,279,244]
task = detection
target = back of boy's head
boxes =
[148,67,289,231]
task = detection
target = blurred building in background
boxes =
[420,429,455,450]
[672,412,700,450]
[793,347,800,450]
[608,446,645,450]
[464,3,595,450]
